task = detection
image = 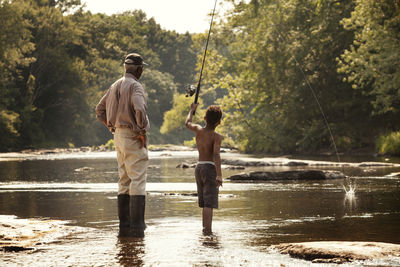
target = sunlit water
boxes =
[1,151,400,266]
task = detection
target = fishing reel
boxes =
[185,84,196,97]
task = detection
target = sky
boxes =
[82,0,229,34]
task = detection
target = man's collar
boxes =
[124,72,139,81]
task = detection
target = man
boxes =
[96,53,149,237]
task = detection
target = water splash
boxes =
[343,183,357,211]
[343,184,356,195]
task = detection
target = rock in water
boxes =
[0,215,74,252]
[386,172,400,178]
[273,241,400,263]
[74,166,94,172]
[228,170,345,181]
[176,162,196,168]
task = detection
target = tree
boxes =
[142,69,177,127]
[0,0,35,150]
[160,93,205,143]
[338,0,400,118]
[0,1,198,150]
[204,0,373,153]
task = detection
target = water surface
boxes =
[1,151,399,266]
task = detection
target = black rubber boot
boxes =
[129,195,146,237]
[118,194,130,237]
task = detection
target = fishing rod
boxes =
[186,0,218,115]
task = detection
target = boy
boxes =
[185,103,223,235]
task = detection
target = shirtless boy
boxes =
[185,103,223,235]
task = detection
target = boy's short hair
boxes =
[205,105,222,126]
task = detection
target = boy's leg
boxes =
[202,207,213,235]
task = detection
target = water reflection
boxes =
[1,152,400,266]
[200,233,221,250]
[116,237,145,267]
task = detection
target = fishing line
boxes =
[268,25,359,200]
[186,0,218,115]
[186,3,350,187]
[272,25,342,164]
[272,24,354,192]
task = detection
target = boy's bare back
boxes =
[185,103,223,187]
[195,127,222,162]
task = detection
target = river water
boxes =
[0,150,400,266]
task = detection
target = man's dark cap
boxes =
[124,53,148,66]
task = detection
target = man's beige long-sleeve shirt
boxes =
[96,73,149,134]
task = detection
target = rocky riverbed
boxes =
[3,214,400,266]
[221,158,400,168]
[0,215,76,252]
[175,154,400,181]
[273,241,400,264]
[228,170,346,181]
[175,156,400,169]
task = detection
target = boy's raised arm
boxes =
[185,103,201,132]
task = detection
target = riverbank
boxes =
[0,145,194,161]
[2,146,400,170]
[0,144,390,157]
[8,144,196,155]
[0,215,76,252]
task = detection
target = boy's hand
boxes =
[190,103,198,112]
[216,176,223,187]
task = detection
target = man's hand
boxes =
[216,176,223,187]
[134,134,147,149]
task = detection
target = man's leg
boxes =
[115,132,131,236]
[202,207,213,235]
[117,194,130,236]
[129,195,146,237]
[124,137,149,237]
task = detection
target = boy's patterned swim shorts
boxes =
[195,163,219,209]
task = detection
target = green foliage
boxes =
[105,139,115,151]
[183,138,196,148]
[338,0,400,115]
[0,110,21,151]
[142,69,177,127]
[0,0,197,150]
[0,0,35,101]
[182,127,237,149]
[1,0,399,154]
[204,0,361,153]
[221,135,236,149]
[188,0,397,154]
[160,93,206,144]
[377,132,400,156]
[160,94,205,140]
